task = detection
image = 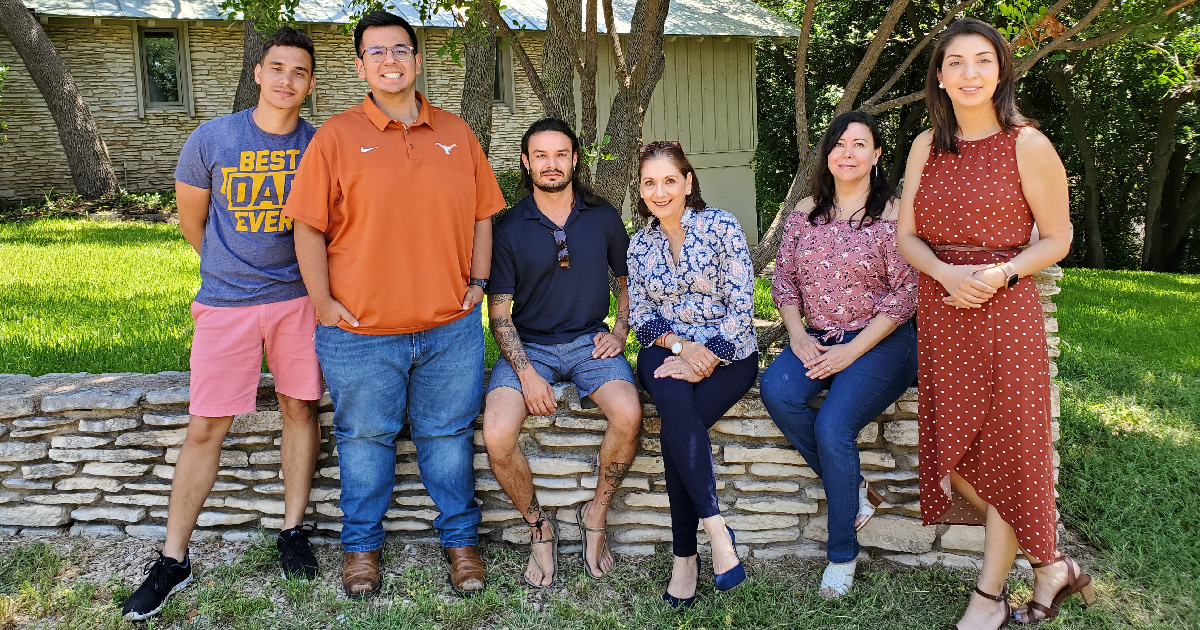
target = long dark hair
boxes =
[635,141,707,219]
[809,111,895,229]
[519,117,610,208]
[926,18,1033,155]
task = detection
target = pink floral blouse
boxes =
[772,211,918,341]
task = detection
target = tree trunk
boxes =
[592,0,669,209]
[1164,171,1200,272]
[1047,65,1104,268]
[578,0,600,189]
[1142,93,1192,270]
[889,101,924,190]
[542,0,580,129]
[461,29,497,155]
[233,19,265,113]
[0,0,119,199]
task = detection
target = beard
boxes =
[532,166,573,193]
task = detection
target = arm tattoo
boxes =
[615,304,630,333]
[600,461,631,506]
[489,311,531,373]
[488,293,512,307]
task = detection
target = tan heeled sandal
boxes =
[1013,556,1095,625]
[950,586,1012,630]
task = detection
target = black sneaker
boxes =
[121,551,192,620]
[278,524,319,580]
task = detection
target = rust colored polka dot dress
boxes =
[912,128,1057,564]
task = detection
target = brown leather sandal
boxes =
[1012,556,1095,625]
[522,511,559,588]
[950,586,1012,630]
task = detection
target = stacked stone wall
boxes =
[0,270,1062,566]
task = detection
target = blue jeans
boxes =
[314,306,484,552]
[637,346,759,558]
[759,319,917,563]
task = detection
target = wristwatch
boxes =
[469,278,489,291]
[670,337,684,355]
[1000,263,1018,287]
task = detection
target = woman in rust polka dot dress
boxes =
[897,19,1090,630]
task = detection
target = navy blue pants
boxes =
[760,319,917,562]
[638,346,759,557]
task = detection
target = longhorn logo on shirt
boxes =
[436,143,457,155]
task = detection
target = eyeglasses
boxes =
[552,228,570,268]
[639,140,682,156]
[359,44,416,63]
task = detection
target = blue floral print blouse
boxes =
[627,207,758,362]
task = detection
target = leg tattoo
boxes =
[600,461,631,506]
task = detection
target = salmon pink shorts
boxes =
[189,295,323,417]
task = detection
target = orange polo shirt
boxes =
[284,92,506,334]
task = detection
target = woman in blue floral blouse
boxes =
[627,141,758,607]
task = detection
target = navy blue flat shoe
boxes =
[663,556,700,609]
[714,526,746,592]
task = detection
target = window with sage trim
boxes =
[134,25,194,116]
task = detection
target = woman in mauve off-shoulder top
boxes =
[760,111,918,601]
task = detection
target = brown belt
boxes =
[931,243,1018,252]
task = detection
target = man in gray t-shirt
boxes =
[121,27,324,622]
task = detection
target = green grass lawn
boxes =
[0,219,778,375]
[1,220,1198,628]
[1052,269,1200,627]
[0,220,197,375]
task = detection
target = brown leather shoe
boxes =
[444,545,486,595]
[342,550,381,599]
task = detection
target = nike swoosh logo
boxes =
[361,146,379,153]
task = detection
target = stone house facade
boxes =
[0,0,802,240]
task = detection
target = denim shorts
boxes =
[488,332,635,398]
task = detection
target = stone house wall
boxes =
[0,21,542,202]
[0,269,1063,566]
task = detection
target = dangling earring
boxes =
[872,163,879,180]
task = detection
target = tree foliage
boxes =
[752,0,1200,284]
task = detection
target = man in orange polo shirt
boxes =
[283,10,505,598]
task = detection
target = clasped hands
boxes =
[938,263,1009,309]
[791,334,863,380]
[654,340,719,382]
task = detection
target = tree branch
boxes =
[478,0,556,115]
[863,89,925,115]
[544,0,587,76]
[794,0,816,159]
[863,0,981,107]
[1015,0,1110,77]
[601,0,631,91]
[832,0,910,117]
[1058,0,1199,51]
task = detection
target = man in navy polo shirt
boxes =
[483,118,643,586]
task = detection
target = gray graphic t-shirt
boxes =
[175,108,316,307]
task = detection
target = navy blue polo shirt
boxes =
[490,192,629,344]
